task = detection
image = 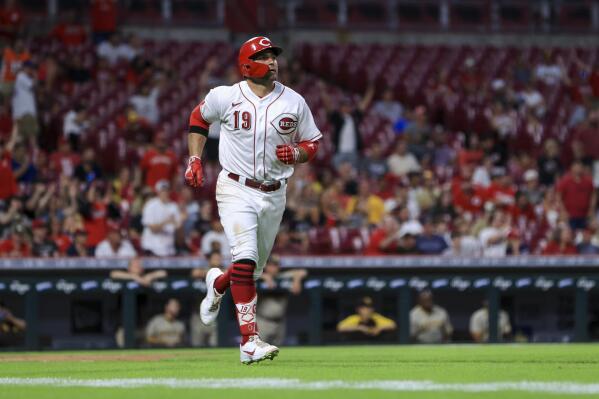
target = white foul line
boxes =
[0,378,599,395]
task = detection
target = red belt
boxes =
[227,173,283,192]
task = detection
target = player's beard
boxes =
[249,73,276,88]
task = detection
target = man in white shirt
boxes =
[478,210,511,257]
[12,61,38,144]
[116,33,141,62]
[130,84,160,126]
[96,33,120,66]
[95,224,137,258]
[141,180,182,256]
[63,103,89,151]
[410,290,453,343]
[534,53,563,86]
[519,84,545,118]
[387,140,421,177]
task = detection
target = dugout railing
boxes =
[0,256,598,349]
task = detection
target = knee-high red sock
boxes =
[213,268,231,294]
[230,262,258,344]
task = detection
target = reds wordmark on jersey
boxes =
[190,80,322,181]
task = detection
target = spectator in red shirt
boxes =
[0,225,30,257]
[50,139,81,178]
[51,11,88,47]
[81,182,109,248]
[0,0,23,42]
[90,0,117,44]
[570,108,599,161]
[365,215,401,255]
[542,226,578,255]
[457,134,484,170]
[50,217,71,255]
[556,161,596,231]
[0,131,17,201]
[485,168,516,209]
[140,132,178,189]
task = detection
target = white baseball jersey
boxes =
[195,80,322,181]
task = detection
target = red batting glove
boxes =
[276,144,300,165]
[184,155,203,187]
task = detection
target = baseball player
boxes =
[185,36,321,364]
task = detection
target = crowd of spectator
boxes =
[0,4,598,259]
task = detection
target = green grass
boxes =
[1,344,599,398]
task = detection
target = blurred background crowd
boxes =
[0,0,598,260]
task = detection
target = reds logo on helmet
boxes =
[271,113,298,135]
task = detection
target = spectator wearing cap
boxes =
[95,222,136,258]
[556,160,596,231]
[337,296,396,341]
[415,218,448,255]
[410,290,453,344]
[485,167,516,209]
[521,169,544,206]
[257,254,308,346]
[66,229,92,256]
[397,231,419,254]
[11,60,38,146]
[31,219,58,257]
[141,180,182,256]
[140,132,177,189]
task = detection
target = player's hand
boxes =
[276,144,300,165]
[184,155,203,187]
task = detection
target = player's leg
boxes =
[200,174,259,326]
[255,191,286,279]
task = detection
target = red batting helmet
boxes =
[238,36,283,79]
